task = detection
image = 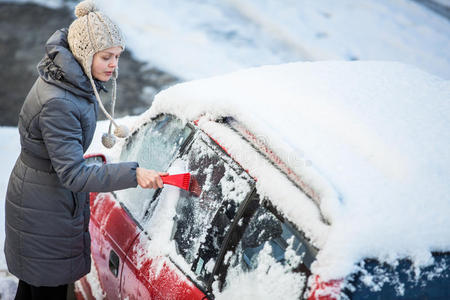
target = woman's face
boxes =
[91,46,123,82]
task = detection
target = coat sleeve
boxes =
[39,97,139,193]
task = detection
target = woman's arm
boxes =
[40,97,161,192]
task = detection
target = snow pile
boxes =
[0,273,17,300]
[0,127,20,299]
[96,0,450,79]
[142,61,450,279]
[0,127,20,267]
[7,0,450,79]
[74,261,106,300]
[0,127,20,300]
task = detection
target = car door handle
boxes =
[109,250,120,277]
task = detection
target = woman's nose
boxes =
[109,58,118,68]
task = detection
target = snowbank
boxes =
[96,0,450,80]
[141,61,450,279]
[0,127,20,270]
[0,127,20,300]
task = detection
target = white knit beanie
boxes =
[68,0,128,148]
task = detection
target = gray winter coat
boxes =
[4,29,138,287]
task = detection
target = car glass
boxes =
[170,136,253,287]
[220,203,316,298]
[347,254,450,299]
[117,114,193,223]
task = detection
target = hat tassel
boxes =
[89,77,129,148]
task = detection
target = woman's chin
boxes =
[94,75,111,82]
[92,73,113,82]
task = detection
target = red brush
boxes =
[161,173,191,191]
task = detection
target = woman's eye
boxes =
[102,56,111,61]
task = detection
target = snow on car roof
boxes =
[143,61,450,279]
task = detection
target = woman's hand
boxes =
[136,168,168,189]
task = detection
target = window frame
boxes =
[167,129,256,286]
[117,113,196,228]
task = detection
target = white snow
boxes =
[95,0,450,80]
[81,260,106,300]
[143,61,450,280]
[0,127,20,300]
[194,118,330,249]
[0,0,65,9]
[0,127,20,268]
[6,0,449,79]
[214,243,306,300]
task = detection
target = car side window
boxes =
[170,135,254,288]
[117,114,193,223]
[218,201,317,298]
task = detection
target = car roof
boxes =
[138,61,450,280]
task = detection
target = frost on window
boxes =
[347,254,450,299]
[217,205,316,299]
[117,114,192,223]
[171,136,253,286]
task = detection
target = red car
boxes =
[76,114,337,299]
[76,62,450,299]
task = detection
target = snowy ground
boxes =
[94,0,450,80]
[1,0,449,298]
[0,127,20,299]
[1,0,449,80]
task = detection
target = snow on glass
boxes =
[216,241,306,299]
[120,128,255,290]
[116,115,192,222]
[213,202,316,299]
[170,137,251,277]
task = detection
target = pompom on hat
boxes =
[68,0,128,148]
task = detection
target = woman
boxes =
[4,1,166,299]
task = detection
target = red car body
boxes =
[76,154,208,300]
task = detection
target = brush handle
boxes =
[160,173,191,190]
[161,174,178,186]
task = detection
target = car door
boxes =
[168,132,256,292]
[89,192,139,300]
[121,128,256,298]
[114,114,196,299]
[78,153,140,300]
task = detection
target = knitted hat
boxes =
[68,0,129,148]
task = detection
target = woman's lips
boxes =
[105,71,113,76]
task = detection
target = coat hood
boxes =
[37,28,107,101]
